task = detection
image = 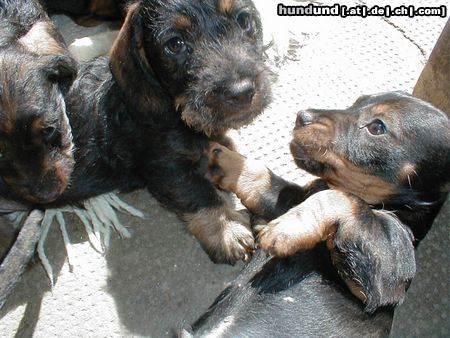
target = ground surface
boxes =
[0,1,448,337]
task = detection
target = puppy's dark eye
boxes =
[236,11,252,31]
[42,126,58,143]
[366,119,387,135]
[165,37,187,55]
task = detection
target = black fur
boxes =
[1,0,270,265]
[0,0,77,205]
[183,249,393,338]
[43,57,144,207]
[108,0,271,263]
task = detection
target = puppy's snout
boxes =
[23,170,67,203]
[224,79,255,106]
[28,186,61,204]
[295,110,314,128]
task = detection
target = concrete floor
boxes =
[0,1,448,337]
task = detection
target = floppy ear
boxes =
[109,2,168,114]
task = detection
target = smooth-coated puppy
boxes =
[186,93,449,336]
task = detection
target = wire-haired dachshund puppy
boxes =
[188,92,449,336]
[107,0,271,263]
[3,0,268,265]
[0,0,77,205]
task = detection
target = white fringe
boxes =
[9,192,144,285]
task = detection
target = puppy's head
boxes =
[0,51,76,204]
[110,0,271,136]
[290,92,450,205]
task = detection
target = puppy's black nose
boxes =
[295,110,314,128]
[224,79,255,106]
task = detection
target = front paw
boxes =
[217,218,255,264]
[259,208,325,257]
[185,207,255,264]
[258,212,303,257]
[207,143,245,192]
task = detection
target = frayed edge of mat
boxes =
[6,192,144,286]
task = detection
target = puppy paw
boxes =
[258,212,303,257]
[258,208,324,257]
[207,143,245,192]
[218,219,255,263]
[185,206,255,264]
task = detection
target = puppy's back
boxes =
[186,248,392,337]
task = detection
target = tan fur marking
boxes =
[0,81,18,134]
[18,22,65,55]
[218,0,235,14]
[259,190,352,256]
[208,143,272,214]
[324,155,394,204]
[175,95,187,110]
[294,146,395,205]
[183,201,254,262]
[174,15,192,29]
[292,127,394,205]
[54,163,70,195]
[31,116,44,133]
[373,103,392,113]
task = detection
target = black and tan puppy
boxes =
[0,0,77,205]
[191,92,450,335]
[108,0,271,263]
[3,0,269,264]
[0,0,77,309]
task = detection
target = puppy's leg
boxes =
[183,190,254,264]
[146,166,254,264]
[259,190,416,311]
[208,143,328,220]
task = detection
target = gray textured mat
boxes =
[0,1,448,337]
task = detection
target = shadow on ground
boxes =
[106,190,243,337]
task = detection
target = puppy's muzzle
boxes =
[295,110,315,128]
[223,78,256,107]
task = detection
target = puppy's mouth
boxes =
[289,139,327,177]
[5,181,64,204]
[4,158,73,204]
[290,114,335,177]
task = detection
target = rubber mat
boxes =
[0,1,448,337]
